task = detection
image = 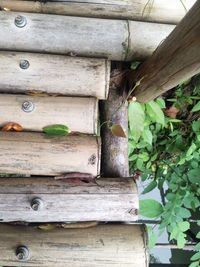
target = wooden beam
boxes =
[128,0,200,102]
[0,224,147,266]
[0,177,138,222]
[0,0,195,24]
[0,94,98,134]
[0,12,174,60]
[0,132,100,176]
[0,51,110,99]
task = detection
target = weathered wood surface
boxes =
[0,12,175,60]
[0,51,110,99]
[0,177,138,222]
[0,133,100,176]
[101,79,129,177]
[128,0,200,102]
[0,94,98,134]
[0,224,147,266]
[0,0,195,24]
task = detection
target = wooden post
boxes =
[0,177,138,222]
[128,0,200,103]
[0,224,147,266]
[0,132,100,176]
[101,68,129,177]
[0,0,195,24]
[0,94,98,134]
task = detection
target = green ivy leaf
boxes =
[156,98,166,108]
[191,252,200,261]
[177,232,186,248]
[43,124,70,137]
[188,169,200,184]
[189,261,200,267]
[179,207,191,218]
[142,127,153,145]
[147,226,157,249]
[139,199,163,218]
[178,221,190,232]
[142,180,157,194]
[128,102,145,142]
[146,100,165,125]
[130,61,141,70]
[191,101,200,112]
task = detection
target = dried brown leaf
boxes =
[111,124,126,138]
[2,122,23,132]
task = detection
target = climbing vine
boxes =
[129,75,200,266]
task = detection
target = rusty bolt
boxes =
[31,197,43,211]
[16,246,29,261]
[15,15,27,28]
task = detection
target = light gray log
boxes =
[0,94,98,134]
[0,12,175,60]
[0,177,138,222]
[0,0,195,24]
[0,132,100,176]
[0,51,110,99]
[0,224,147,266]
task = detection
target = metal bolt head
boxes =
[22,100,35,113]
[16,246,29,261]
[14,15,27,28]
[19,59,30,70]
[31,197,43,211]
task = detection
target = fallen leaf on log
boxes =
[38,224,57,231]
[43,124,71,137]
[111,124,126,138]
[165,106,179,118]
[2,122,23,132]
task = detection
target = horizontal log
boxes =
[0,177,138,222]
[0,51,109,99]
[0,94,98,134]
[0,132,100,176]
[0,224,147,266]
[0,12,175,60]
[0,0,195,24]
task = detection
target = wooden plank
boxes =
[0,94,98,134]
[0,177,138,222]
[0,51,109,99]
[0,12,174,60]
[0,0,195,24]
[128,0,200,102]
[0,132,100,176]
[0,224,147,266]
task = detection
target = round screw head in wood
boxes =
[22,100,35,113]
[16,246,29,261]
[19,59,30,69]
[14,15,27,28]
[31,197,43,211]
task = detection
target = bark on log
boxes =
[0,177,138,222]
[0,132,100,176]
[0,0,195,24]
[0,51,110,99]
[100,82,129,177]
[0,94,98,134]
[0,224,148,266]
[128,0,200,102]
[0,12,175,60]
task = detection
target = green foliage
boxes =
[140,199,163,218]
[129,75,200,265]
[43,124,70,137]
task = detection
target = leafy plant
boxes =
[129,75,200,266]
